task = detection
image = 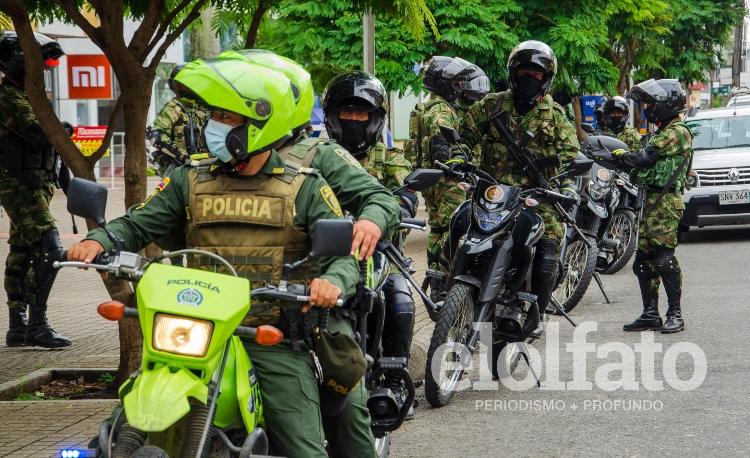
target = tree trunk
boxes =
[571,96,586,143]
[244,1,268,49]
[190,5,220,60]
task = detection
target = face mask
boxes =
[339,119,369,151]
[203,119,234,163]
[515,74,544,99]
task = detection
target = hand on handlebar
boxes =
[305,278,342,312]
[66,240,108,279]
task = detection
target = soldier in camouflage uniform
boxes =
[0,32,71,348]
[321,70,418,418]
[460,41,580,322]
[149,64,209,174]
[603,96,642,151]
[405,57,489,299]
[614,79,692,334]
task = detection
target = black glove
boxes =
[560,185,579,211]
[395,190,417,218]
[429,135,453,163]
[23,123,52,149]
[400,205,414,221]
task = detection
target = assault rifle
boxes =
[489,110,561,189]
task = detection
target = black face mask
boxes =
[608,114,627,133]
[515,74,544,99]
[338,119,369,151]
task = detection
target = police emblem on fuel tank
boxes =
[177,288,203,307]
[728,168,740,184]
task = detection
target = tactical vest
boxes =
[185,167,317,325]
[277,137,329,169]
[637,122,693,193]
[0,131,55,187]
[404,98,445,169]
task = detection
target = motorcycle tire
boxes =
[552,235,597,313]
[602,209,637,275]
[375,433,391,458]
[111,423,146,458]
[131,446,169,458]
[424,283,477,408]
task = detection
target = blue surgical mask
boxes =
[203,119,234,163]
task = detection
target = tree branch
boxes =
[139,0,198,62]
[533,13,557,26]
[128,0,167,57]
[244,0,268,49]
[50,0,104,47]
[147,0,208,71]
[88,97,125,165]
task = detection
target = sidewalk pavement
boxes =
[0,177,437,457]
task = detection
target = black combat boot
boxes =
[25,303,71,348]
[6,305,28,346]
[661,303,684,333]
[623,251,662,331]
[657,250,685,333]
[384,370,415,420]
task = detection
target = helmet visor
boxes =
[459,75,490,101]
[627,79,668,104]
[440,58,471,79]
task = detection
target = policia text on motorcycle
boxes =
[67,58,376,458]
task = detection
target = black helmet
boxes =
[593,96,608,126]
[322,71,387,158]
[167,63,187,94]
[422,56,473,102]
[0,31,64,88]
[507,40,557,108]
[603,96,630,133]
[627,79,687,124]
[455,64,490,103]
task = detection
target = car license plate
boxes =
[719,189,750,205]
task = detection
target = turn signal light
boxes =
[525,198,539,207]
[616,179,625,186]
[97,301,126,321]
[255,325,284,346]
[458,182,472,191]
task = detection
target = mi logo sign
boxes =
[72,66,106,88]
[67,55,112,99]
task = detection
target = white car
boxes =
[681,106,750,236]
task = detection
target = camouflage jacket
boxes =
[359,142,412,194]
[460,91,580,188]
[605,125,642,152]
[636,119,692,193]
[0,84,36,139]
[150,97,209,156]
[405,95,461,169]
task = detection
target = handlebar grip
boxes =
[401,218,426,227]
[317,308,329,332]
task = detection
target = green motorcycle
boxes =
[59,178,348,458]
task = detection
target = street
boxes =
[392,225,750,457]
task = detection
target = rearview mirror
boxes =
[311,220,353,258]
[67,177,108,226]
[581,123,595,134]
[566,153,594,176]
[403,169,443,192]
[439,125,461,145]
[687,106,697,117]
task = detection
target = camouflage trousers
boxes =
[422,179,466,272]
[535,200,566,245]
[0,179,57,309]
[637,192,683,292]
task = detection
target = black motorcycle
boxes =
[423,127,592,407]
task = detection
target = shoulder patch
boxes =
[320,185,342,217]
[272,167,285,174]
[137,177,170,210]
[298,167,316,174]
[334,148,363,169]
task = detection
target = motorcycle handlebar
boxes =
[401,218,426,227]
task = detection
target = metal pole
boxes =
[109,135,115,189]
[363,10,375,74]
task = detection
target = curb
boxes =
[0,367,117,401]
[408,321,435,382]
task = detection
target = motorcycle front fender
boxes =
[123,365,208,432]
[587,199,608,218]
[478,237,513,303]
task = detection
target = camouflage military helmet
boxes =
[219,50,314,132]
[627,79,687,124]
[174,58,294,163]
[0,31,64,87]
[507,40,557,104]
[322,71,387,158]
[604,96,630,132]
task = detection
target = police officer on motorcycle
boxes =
[603,96,642,151]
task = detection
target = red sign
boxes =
[72,125,109,157]
[67,55,112,99]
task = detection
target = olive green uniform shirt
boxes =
[85,151,359,298]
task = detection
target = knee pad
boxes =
[34,229,64,305]
[632,250,656,278]
[533,239,559,283]
[653,247,681,275]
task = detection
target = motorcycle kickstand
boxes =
[548,297,578,327]
[516,342,542,388]
[593,272,611,304]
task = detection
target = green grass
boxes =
[97,373,115,385]
[13,392,69,401]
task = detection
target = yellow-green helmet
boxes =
[219,49,314,132]
[174,58,295,162]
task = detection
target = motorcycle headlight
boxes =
[587,180,610,200]
[153,313,213,357]
[473,206,510,232]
